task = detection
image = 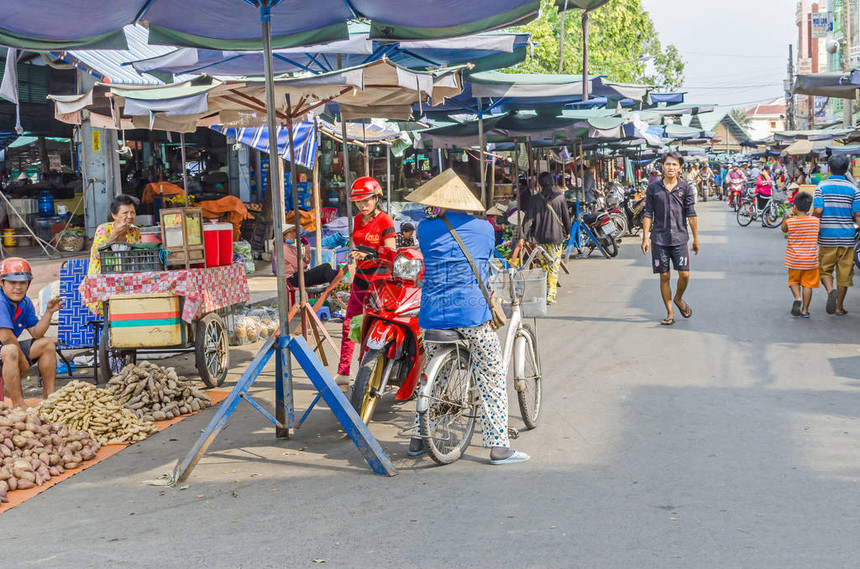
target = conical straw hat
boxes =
[486,205,506,216]
[405,169,485,212]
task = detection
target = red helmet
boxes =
[350,177,382,201]
[0,257,32,282]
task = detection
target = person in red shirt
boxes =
[335,177,396,388]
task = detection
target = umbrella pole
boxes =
[341,118,353,249]
[312,117,323,265]
[515,138,521,224]
[285,95,308,340]
[478,97,486,207]
[179,132,189,192]
[262,12,292,439]
[386,144,392,210]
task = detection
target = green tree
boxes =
[728,108,752,130]
[512,0,685,90]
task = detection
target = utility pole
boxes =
[558,0,569,74]
[786,44,796,130]
[843,0,853,127]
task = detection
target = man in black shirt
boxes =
[641,151,699,326]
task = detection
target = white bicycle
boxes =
[416,249,546,465]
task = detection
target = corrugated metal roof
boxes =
[53,25,175,85]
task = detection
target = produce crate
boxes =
[488,268,547,318]
[107,293,185,348]
[99,243,163,274]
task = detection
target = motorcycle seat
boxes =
[423,329,465,343]
[583,213,599,224]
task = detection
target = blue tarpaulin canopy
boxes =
[0,1,540,50]
[213,122,318,168]
[128,23,531,76]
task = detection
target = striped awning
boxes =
[213,122,318,169]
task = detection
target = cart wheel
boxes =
[98,325,137,384]
[196,313,229,388]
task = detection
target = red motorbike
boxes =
[728,179,744,211]
[350,247,425,424]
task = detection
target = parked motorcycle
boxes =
[578,206,620,258]
[622,187,647,236]
[350,247,425,424]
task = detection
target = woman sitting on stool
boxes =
[277,224,338,287]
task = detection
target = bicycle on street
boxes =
[415,247,546,465]
[736,191,785,228]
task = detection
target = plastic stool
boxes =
[316,306,331,321]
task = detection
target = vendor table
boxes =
[79,263,250,323]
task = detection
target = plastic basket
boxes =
[99,243,163,274]
[488,268,547,318]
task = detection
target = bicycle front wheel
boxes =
[762,203,783,228]
[514,323,542,429]
[418,347,477,465]
[736,201,754,227]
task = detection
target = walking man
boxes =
[641,151,699,326]
[523,171,572,305]
[812,154,860,315]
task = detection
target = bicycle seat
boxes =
[423,329,464,343]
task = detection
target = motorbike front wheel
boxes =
[350,347,386,424]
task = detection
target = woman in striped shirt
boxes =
[781,192,820,318]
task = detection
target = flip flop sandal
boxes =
[801,313,811,319]
[660,318,675,326]
[791,300,802,317]
[407,438,426,457]
[836,309,848,316]
[674,301,692,318]
[826,290,838,314]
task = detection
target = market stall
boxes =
[78,210,250,386]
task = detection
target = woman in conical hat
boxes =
[405,169,530,466]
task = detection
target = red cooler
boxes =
[214,223,234,266]
[203,224,220,268]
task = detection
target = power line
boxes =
[683,51,785,60]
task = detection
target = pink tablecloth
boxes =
[80,263,250,322]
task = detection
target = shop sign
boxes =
[811,12,832,39]
[797,57,813,75]
[92,130,101,152]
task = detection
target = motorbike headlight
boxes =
[393,255,423,281]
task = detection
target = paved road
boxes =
[3,202,860,568]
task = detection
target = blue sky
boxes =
[641,0,797,110]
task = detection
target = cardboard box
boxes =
[108,293,185,348]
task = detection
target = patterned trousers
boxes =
[537,242,564,302]
[414,321,510,448]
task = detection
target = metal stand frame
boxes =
[173,334,396,484]
[565,201,608,259]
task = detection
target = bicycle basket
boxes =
[488,268,547,318]
[99,242,164,274]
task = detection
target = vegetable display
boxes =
[0,402,101,503]
[105,362,212,422]
[37,381,157,445]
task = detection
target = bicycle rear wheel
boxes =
[514,323,542,429]
[736,201,754,227]
[419,347,477,465]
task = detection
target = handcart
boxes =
[81,243,250,387]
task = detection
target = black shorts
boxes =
[652,243,690,274]
[0,339,34,365]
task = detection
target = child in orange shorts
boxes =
[781,192,820,318]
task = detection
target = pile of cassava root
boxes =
[0,402,101,503]
[105,362,211,422]
[37,381,157,445]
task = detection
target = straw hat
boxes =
[788,182,799,190]
[16,172,28,182]
[486,205,506,216]
[405,169,485,213]
[282,223,296,235]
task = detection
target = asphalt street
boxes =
[3,201,860,568]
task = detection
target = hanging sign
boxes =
[811,12,832,38]
[92,130,101,152]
